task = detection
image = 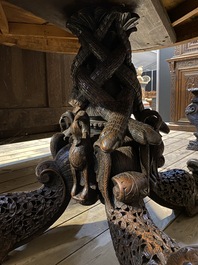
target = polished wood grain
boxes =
[0,130,197,265]
[0,0,80,53]
[2,1,45,24]
[2,0,177,52]
[0,1,9,34]
[0,46,74,141]
[172,7,198,27]
[0,0,197,53]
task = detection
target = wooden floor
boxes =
[0,130,198,265]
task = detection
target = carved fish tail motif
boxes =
[107,203,179,265]
[0,144,73,263]
[104,167,198,265]
[96,148,176,265]
[95,136,198,265]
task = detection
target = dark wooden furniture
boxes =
[0,2,198,265]
[167,40,198,130]
[1,6,198,265]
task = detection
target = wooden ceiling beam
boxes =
[0,34,80,54]
[174,19,198,43]
[8,23,76,39]
[172,7,198,27]
[168,0,198,22]
[1,1,46,24]
[0,1,9,34]
[0,22,79,54]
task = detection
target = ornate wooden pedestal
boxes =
[1,6,198,265]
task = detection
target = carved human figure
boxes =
[137,66,151,108]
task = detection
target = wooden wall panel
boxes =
[46,53,75,108]
[0,45,74,142]
[0,45,47,108]
[21,50,47,108]
[61,54,74,106]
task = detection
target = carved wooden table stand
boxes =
[1,5,198,265]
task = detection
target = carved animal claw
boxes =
[167,246,198,265]
[99,130,122,152]
[185,247,198,263]
[128,118,162,146]
[187,159,198,173]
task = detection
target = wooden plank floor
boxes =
[0,130,198,265]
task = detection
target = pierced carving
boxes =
[0,141,73,263]
[1,5,198,265]
[175,40,198,56]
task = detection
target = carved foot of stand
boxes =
[187,139,198,151]
[0,135,73,263]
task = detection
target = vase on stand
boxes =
[185,87,198,150]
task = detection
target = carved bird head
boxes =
[185,103,198,115]
[187,159,198,174]
[71,110,90,146]
[185,103,198,126]
[59,111,74,131]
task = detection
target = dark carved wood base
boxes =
[1,5,198,265]
[186,88,198,151]
[0,135,73,263]
[187,133,198,151]
[187,139,198,151]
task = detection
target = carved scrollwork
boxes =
[0,141,73,263]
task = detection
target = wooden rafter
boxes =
[0,22,79,54]
[168,0,198,22]
[1,1,46,24]
[0,1,9,34]
[0,0,197,53]
[0,34,80,54]
[172,7,198,27]
[8,23,76,39]
[174,19,198,43]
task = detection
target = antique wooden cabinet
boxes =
[167,40,198,130]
